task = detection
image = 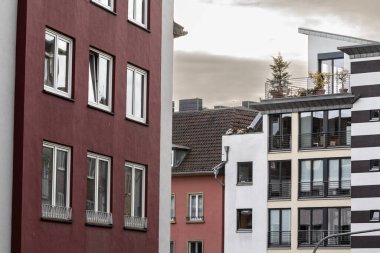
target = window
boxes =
[171,194,175,223]
[370,160,380,172]
[88,49,113,111]
[269,113,291,150]
[237,162,252,184]
[298,207,350,247]
[370,110,380,121]
[188,241,202,253]
[86,153,111,213]
[268,209,291,247]
[268,161,291,199]
[44,29,72,98]
[170,241,174,253]
[91,0,114,11]
[188,193,203,222]
[370,210,380,222]
[42,142,71,220]
[127,65,147,123]
[128,0,148,28]
[319,57,344,93]
[237,209,252,231]
[124,162,147,229]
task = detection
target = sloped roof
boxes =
[172,108,257,175]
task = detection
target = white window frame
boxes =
[42,141,71,207]
[88,48,113,112]
[187,241,203,253]
[126,65,148,123]
[128,0,148,28]
[188,193,203,221]
[44,29,73,98]
[87,153,111,213]
[91,0,114,11]
[125,162,146,217]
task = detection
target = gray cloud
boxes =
[173,52,307,109]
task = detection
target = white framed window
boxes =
[91,0,114,11]
[42,142,71,207]
[128,0,148,28]
[171,193,175,223]
[44,29,73,98]
[125,162,146,217]
[188,193,203,222]
[127,65,147,123]
[188,241,202,253]
[86,153,111,213]
[88,48,113,112]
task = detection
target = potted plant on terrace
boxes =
[266,53,291,98]
[336,69,349,93]
[309,72,330,95]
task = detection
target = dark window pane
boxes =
[124,166,132,216]
[55,150,67,206]
[97,160,108,212]
[238,209,252,230]
[44,33,55,87]
[238,162,252,183]
[42,146,54,205]
[86,157,96,210]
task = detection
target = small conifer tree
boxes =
[266,53,291,96]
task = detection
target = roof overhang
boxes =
[252,94,356,114]
[339,43,380,58]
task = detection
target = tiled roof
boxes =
[172,108,257,175]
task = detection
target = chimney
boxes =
[179,98,203,112]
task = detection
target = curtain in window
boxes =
[125,166,132,216]
[57,39,69,92]
[44,34,55,87]
[127,69,134,116]
[86,157,96,210]
[88,53,97,103]
[98,160,108,212]
[42,147,54,205]
[301,161,311,192]
[134,169,143,217]
[55,150,67,207]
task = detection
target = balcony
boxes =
[269,135,291,151]
[268,231,291,247]
[298,230,350,247]
[268,182,291,200]
[299,131,351,149]
[41,204,72,221]
[265,74,351,100]
[86,210,113,226]
[124,216,148,230]
[299,181,351,199]
[186,216,204,223]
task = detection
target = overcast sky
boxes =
[173,0,380,109]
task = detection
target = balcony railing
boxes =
[86,210,113,226]
[124,216,148,230]
[186,216,204,222]
[299,181,351,199]
[268,182,291,200]
[298,230,351,247]
[299,131,351,149]
[269,135,291,151]
[41,204,72,221]
[268,231,291,247]
[265,74,351,100]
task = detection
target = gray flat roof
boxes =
[338,43,380,56]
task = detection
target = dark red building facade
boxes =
[11,0,168,252]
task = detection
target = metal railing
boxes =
[298,230,350,247]
[299,131,351,149]
[265,74,351,100]
[124,216,148,230]
[41,204,72,221]
[299,181,351,198]
[186,216,204,222]
[268,182,291,200]
[269,135,291,151]
[268,231,291,247]
[86,210,113,225]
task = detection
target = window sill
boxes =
[268,245,291,249]
[41,217,72,224]
[85,222,113,228]
[125,117,149,127]
[370,119,380,122]
[87,104,114,115]
[236,182,253,186]
[186,220,205,224]
[43,89,75,102]
[124,226,147,232]
[90,1,117,15]
[236,229,252,233]
[127,20,150,33]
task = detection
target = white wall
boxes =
[0,0,17,252]
[159,1,173,252]
[223,117,268,253]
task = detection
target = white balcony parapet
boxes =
[86,210,113,225]
[42,204,72,221]
[124,215,148,230]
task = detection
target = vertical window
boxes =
[269,113,291,150]
[171,194,175,223]
[42,142,72,221]
[86,153,111,213]
[268,161,291,199]
[91,0,114,11]
[125,162,146,218]
[88,49,113,111]
[319,57,344,93]
[237,162,252,184]
[170,241,175,253]
[188,193,203,222]
[188,241,202,253]
[128,0,148,28]
[44,29,72,98]
[237,209,252,231]
[268,209,291,246]
[127,65,147,123]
